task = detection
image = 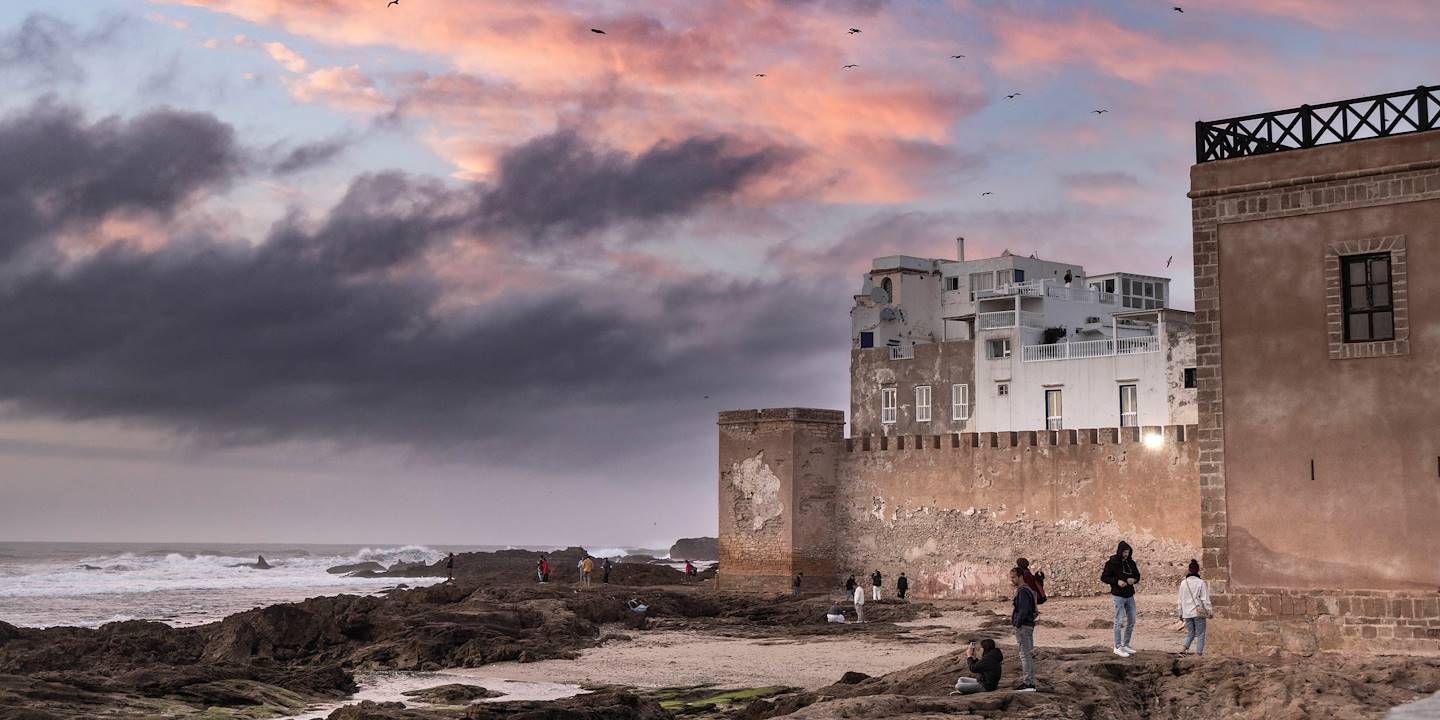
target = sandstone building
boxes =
[1192,85,1440,653]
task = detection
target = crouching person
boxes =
[953,639,1002,694]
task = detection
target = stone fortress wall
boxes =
[718,408,1200,600]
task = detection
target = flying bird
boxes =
[754,73,766,77]
[848,27,861,34]
[1005,93,1022,99]
[951,54,966,59]
[842,64,859,69]
[1166,255,1174,268]
[387,0,398,5]
[1173,6,1184,12]
[980,192,994,196]
[590,28,606,34]
[1092,109,1109,114]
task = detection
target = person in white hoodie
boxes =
[852,582,867,623]
[1177,558,1213,656]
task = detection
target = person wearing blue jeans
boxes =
[1100,540,1140,657]
[1009,566,1038,691]
[1178,559,1212,655]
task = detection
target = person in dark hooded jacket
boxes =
[1100,540,1141,656]
[952,639,1003,694]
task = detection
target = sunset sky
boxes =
[1,0,1436,546]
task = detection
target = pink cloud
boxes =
[262,41,307,73]
[284,65,387,111]
[1060,171,1146,207]
[988,8,1246,86]
[162,0,988,203]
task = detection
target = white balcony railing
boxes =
[978,310,1046,330]
[1021,335,1161,362]
[975,279,1046,299]
[888,345,914,360]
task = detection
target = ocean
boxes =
[0,542,658,629]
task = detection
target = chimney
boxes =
[956,236,966,262]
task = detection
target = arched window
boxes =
[881,277,893,303]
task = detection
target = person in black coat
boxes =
[870,569,883,601]
[953,639,1003,694]
[844,574,857,594]
[1010,566,1039,691]
[1100,540,1141,656]
[896,572,909,600]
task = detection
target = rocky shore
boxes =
[1,548,1436,720]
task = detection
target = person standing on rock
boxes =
[792,572,803,597]
[1178,559,1212,656]
[602,557,612,584]
[685,560,696,581]
[870,569,883,601]
[445,553,455,582]
[581,556,594,586]
[896,572,909,600]
[1101,540,1141,657]
[1010,566,1038,691]
[952,639,1002,694]
[845,574,857,595]
[538,556,550,583]
[852,580,866,622]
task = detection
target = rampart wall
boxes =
[719,410,1201,600]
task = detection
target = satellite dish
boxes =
[880,307,897,321]
[869,287,888,303]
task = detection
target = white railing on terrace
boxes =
[975,279,1046,299]
[1021,335,1160,362]
[976,279,1121,305]
[978,310,1046,330]
[888,345,914,360]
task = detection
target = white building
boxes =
[850,239,1197,436]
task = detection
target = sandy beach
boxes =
[454,591,1184,691]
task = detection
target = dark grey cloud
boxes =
[0,13,128,87]
[272,138,350,175]
[478,130,793,245]
[0,101,242,260]
[0,103,836,464]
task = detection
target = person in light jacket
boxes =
[852,582,866,623]
[1177,558,1213,656]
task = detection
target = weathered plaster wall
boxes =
[717,408,844,592]
[850,340,976,437]
[1191,128,1440,653]
[1163,311,1198,426]
[833,427,1200,599]
[718,411,1200,600]
[1217,204,1440,591]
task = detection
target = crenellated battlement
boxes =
[719,409,1202,599]
[844,424,1193,452]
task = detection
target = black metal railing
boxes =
[1196,85,1440,162]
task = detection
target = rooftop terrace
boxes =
[1196,84,1440,163]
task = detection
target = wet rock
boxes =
[668,537,719,562]
[464,689,670,720]
[836,671,870,684]
[328,701,423,719]
[328,562,387,575]
[401,683,504,704]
